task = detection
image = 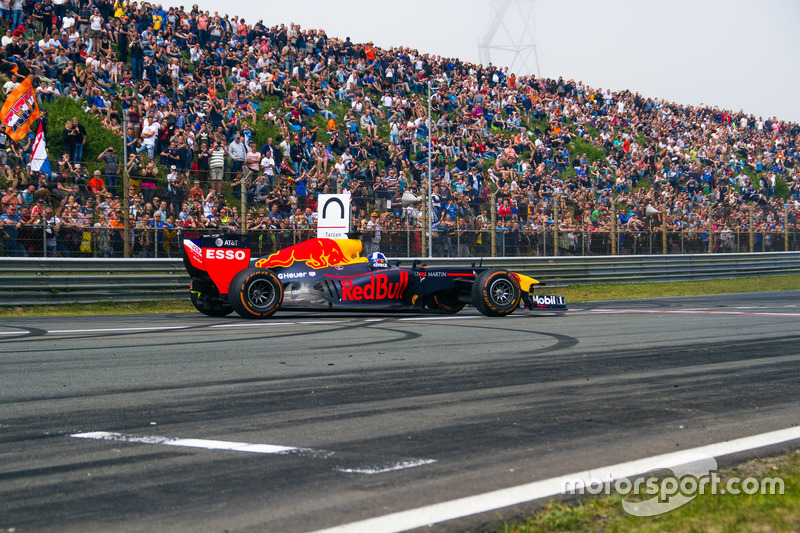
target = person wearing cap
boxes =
[289,134,305,177]
[80,196,96,217]
[98,146,120,196]
[165,164,179,204]
[31,196,45,214]
[365,211,382,253]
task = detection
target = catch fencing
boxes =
[2,243,799,305]
[4,224,800,259]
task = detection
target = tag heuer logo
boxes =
[309,272,316,277]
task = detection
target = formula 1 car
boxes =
[182,234,566,319]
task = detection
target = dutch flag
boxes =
[30,121,51,177]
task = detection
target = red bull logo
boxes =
[341,271,409,301]
[256,238,364,270]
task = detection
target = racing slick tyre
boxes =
[190,290,234,317]
[471,269,521,317]
[427,293,466,314]
[227,268,284,319]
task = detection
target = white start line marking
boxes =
[308,426,800,533]
[70,431,435,475]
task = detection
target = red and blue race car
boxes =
[182,234,566,318]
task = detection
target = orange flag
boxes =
[1,78,40,141]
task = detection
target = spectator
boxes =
[1,203,26,256]
[97,146,120,196]
[208,140,226,194]
[88,170,106,196]
[365,211,382,253]
[0,0,792,260]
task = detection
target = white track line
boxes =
[335,459,437,475]
[398,316,481,321]
[71,431,300,454]
[71,431,436,475]
[309,426,800,533]
[48,326,191,334]
[209,322,297,328]
[590,309,800,318]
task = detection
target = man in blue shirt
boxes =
[149,211,173,252]
[1,204,26,256]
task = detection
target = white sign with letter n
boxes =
[317,193,351,239]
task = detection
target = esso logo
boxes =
[205,249,247,261]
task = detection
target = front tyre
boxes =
[228,268,284,319]
[471,269,521,317]
[190,290,234,317]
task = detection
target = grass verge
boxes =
[550,274,800,304]
[0,274,798,318]
[0,299,196,318]
[500,449,800,533]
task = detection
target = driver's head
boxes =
[368,251,387,266]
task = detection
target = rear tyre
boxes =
[427,292,466,314]
[190,290,233,317]
[228,268,284,319]
[471,269,521,317]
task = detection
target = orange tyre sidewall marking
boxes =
[240,271,280,317]
[483,272,520,314]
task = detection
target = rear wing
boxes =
[182,233,251,295]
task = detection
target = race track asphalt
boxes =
[2,290,800,532]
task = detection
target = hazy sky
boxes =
[197,0,800,123]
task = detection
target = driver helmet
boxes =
[367,251,387,266]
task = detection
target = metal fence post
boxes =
[240,169,248,235]
[553,193,560,257]
[611,196,617,255]
[785,210,789,252]
[122,109,131,259]
[581,220,586,256]
[749,205,755,253]
[707,211,713,254]
[490,191,497,257]
[405,217,410,256]
[456,216,460,255]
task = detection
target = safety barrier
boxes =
[2,252,800,306]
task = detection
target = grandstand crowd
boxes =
[1,0,799,257]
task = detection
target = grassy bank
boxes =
[501,449,800,533]
[1,274,798,318]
